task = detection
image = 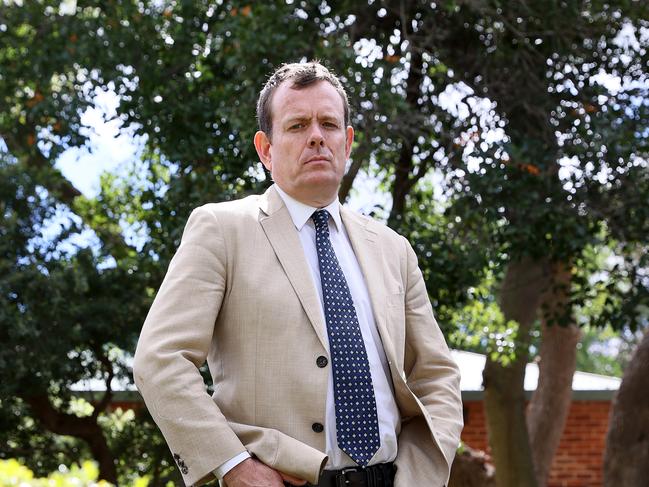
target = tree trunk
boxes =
[527,262,581,487]
[339,153,365,203]
[483,257,546,487]
[22,394,118,484]
[387,50,423,230]
[603,328,649,487]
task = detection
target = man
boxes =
[133,61,463,487]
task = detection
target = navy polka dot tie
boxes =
[312,209,380,466]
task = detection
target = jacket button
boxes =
[316,356,328,368]
[312,422,324,433]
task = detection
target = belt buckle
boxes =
[335,467,361,487]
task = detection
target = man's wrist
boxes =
[214,451,251,479]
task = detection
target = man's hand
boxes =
[222,458,307,487]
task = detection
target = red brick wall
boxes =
[461,400,489,452]
[461,400,611,487]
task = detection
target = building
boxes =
[454,350,621,487]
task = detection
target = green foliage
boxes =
[0,0,391,479]
[334,0,648,339]
[441,1,648,317]
[401,190,496,330]
[1,0,647,482]
[0,457,149,486]
[0,158,142,398]
[448,282,520,367]
[103,408,181,486]
[575,325,644,378]
[0,396,179,486]
[572,238,649,332]
[0,396,88,476]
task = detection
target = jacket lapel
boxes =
[340,208,398,366]
[258,186,328,350]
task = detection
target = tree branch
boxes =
[91,347,115,419]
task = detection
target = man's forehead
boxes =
[272,80,344,118]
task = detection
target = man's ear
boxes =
[345,126,354,159]
[254,131,272,171]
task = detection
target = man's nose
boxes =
[308,125,325,147]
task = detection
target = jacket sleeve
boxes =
[133,206,246,486]
[394,236,464,486]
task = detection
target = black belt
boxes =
[304,462,396,487]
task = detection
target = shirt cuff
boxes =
[213,451,251,479]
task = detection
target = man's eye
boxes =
[323,122,338,129]
[289,123,304,130]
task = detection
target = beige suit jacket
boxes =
[133,185,463,487]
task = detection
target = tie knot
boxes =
[312,209,330,232]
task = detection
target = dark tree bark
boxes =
[604,329,649,487]
[527,262,581,487]
[387,50,424,230]
[339,155,365,204]
[483,258,546,487]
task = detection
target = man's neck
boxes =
[274,185,337,209]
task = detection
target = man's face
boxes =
[254,80,354,207]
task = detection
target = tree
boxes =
[0,0,387,481]
[334,1,648,485]
[2,1,647,485]
[604,328,649,486]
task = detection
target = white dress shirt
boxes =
[215,186,400,478]
[275,186,400,469]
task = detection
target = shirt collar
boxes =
[274,184,342,232]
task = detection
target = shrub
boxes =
[0,459,150,487]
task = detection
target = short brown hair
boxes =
[256,61,350,140]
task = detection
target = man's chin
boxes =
[290,177,341,206]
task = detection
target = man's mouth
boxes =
[304,155,331,164]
